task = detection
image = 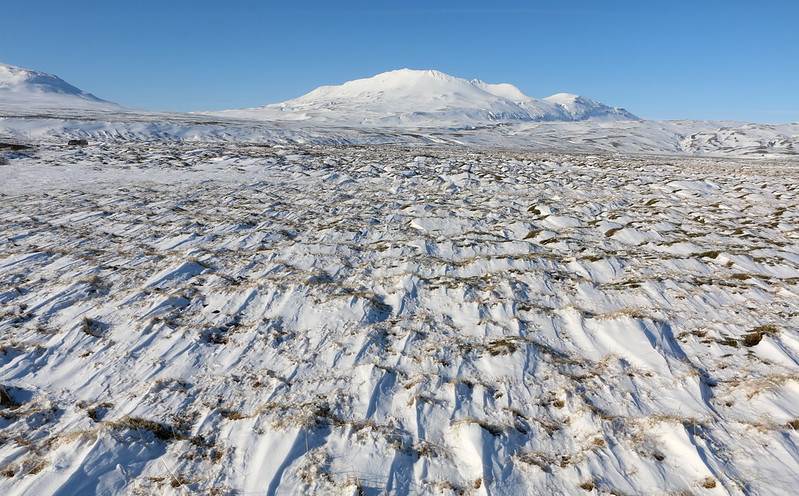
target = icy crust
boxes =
[0,143,798,494]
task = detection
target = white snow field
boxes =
[1,64,799,495]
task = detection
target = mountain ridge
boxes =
[210,68,639,126]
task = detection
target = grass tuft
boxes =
[742,324,778,347]
[108,416,187,441]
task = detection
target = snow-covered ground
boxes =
[1,138,799,495]
[1,62,799,495]
[1,110,798,159]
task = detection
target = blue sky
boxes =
[3,0,797,122]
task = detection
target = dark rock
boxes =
[0,385,32,409]
[0,142,32,151]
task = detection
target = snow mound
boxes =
[0,62,118,111]
[210,68,638,126]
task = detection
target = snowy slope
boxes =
[0,63,118,111]
[209,69,638,126]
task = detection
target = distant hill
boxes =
[0,62,119,111]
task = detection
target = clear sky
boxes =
[3,0,797,122]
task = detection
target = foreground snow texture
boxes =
[1,142,799,496]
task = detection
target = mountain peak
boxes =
[380,68,458,80]
[0,62,117,110]
[544,92,637,120]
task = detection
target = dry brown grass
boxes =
[742,324,778,347]
[701,477,717,489]
[107,416,187,441]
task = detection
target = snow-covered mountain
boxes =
[0,63,118,111]
[543,92,638,120]
[211,68,638,126]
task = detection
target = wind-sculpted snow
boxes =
[1,143,798,495]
